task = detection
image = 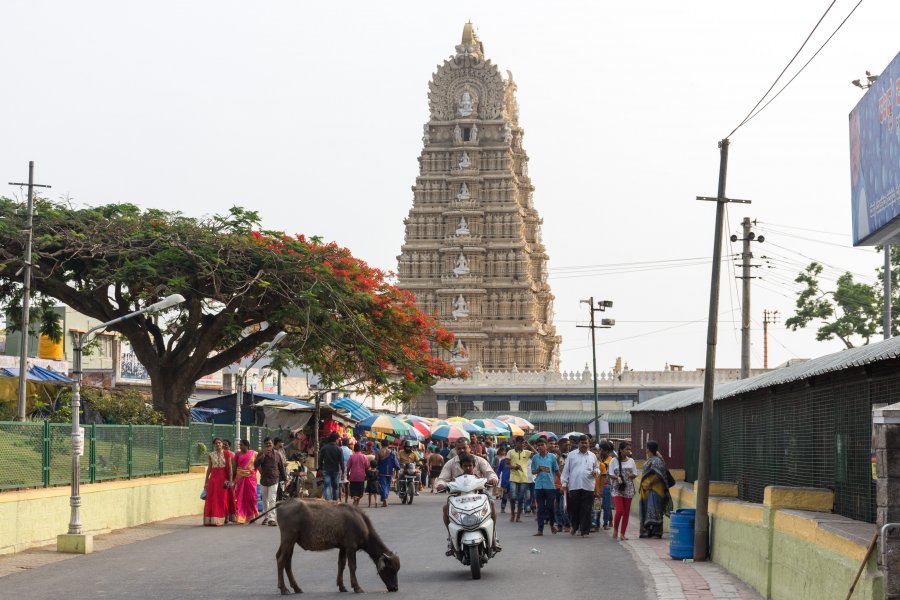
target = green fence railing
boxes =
[0,421,291,492]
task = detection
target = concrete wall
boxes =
[669,482,883,600]
[0,469,205,555]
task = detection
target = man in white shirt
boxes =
[560,435,600,537]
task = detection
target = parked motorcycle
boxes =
[397,462,419,504]
[445,474,496,579]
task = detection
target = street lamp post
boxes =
[57,294,185,554]
[234,331,287,443]
[578,298,615,440]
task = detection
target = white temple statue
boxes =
[452,295,469,318]
[455,216,470,236]
[456,182,470,201]
[502,121,513,143]
[458,91,473,117]
[422,124,431,145]
[458,152,471,169]
[470,123,478,142]
[453,253,470,276]
[454,124,463,144]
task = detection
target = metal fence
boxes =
[0,421,291,491]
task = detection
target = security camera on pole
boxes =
[577,298,615,439]
[57,293,185,554]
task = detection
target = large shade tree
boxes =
[0,199,459,423]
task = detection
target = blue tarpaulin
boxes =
[330,397,372,421]
[0,365,72,383]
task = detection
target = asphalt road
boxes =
[3,493,653,599]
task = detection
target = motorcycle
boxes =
[397,462,419,505]
[445,474,496,579]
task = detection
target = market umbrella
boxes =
[403,419,432,438]
[529,431,558,442]
[446,416,471,423]
[429,423,471,442]
[405,414,434,425]
[561,431,586,439]
[497,415,535,432]
[356,414,412,436]
[470,418,509,436]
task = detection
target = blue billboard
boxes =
[850,50,900,246]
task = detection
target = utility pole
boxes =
[762,310,779,368]
[8,161,52,422]
[577,297,615,438]
[694,139,750,561]
[732,218,764,379]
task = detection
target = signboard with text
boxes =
[850,50,900,246]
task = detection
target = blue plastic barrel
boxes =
[669,508,696,559]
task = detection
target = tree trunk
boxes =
[149,369,196,425]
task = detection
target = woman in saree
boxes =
[639,440,673,539]
[203,438,232,526]
[233,439,259,524]
[222,439,236,523]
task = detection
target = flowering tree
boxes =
[0,200,459,424]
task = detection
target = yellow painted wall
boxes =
[0,472,204,555]
[668,482,882,600]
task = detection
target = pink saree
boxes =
[233,450,259,524]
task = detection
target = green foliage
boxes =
[4,295,63,343]
[785,261,880,348]
[54,387,165,425]
[0,198,457,424]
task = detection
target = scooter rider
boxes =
[435,437,501,552]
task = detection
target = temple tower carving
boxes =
[397,23,560,372]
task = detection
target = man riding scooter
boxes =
[435,437,501,553]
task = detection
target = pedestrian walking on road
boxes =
[554,438,571,532]
[318,433,345,502]
[639,440,673,539]
[599,442,614,530]
[254,437,287,526]
[507,436,533,523]
[365,459,379,507]
[561,435,600,537]
[530,437,558,536]
[222,439,236,523]
[495,448,510,512]
[347,444,369,505]
[609,441,637,541]
[376,439,400,507]
[203,438,232,526]
[233,439,259,524]
[427,446,444,492]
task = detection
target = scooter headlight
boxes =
[461,513,481,528]
[449,508,461,521]
[479,505,490,517]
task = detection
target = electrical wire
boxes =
[754,220,850,238]
[727,0,840,138]
[738,0,866,131]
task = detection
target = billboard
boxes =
[118,339,223,387]
[850,50,900,246]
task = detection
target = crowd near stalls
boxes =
[195,394,675,548]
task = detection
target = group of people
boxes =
[203,429,674,545]
[488,434,673,541]
[202,436,288,527]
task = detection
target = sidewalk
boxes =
[621,534,763,600]
[0,515,198,578]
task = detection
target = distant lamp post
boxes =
[578,298,615,440]
[58,293,185,554]
[234,331,287,443]
[851,71,879,89]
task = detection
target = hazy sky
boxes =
[3,1,899,374]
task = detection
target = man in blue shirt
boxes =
[530,437,559,536]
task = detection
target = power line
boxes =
[755,220,850,237]
[549,255,736,272]
[738,0,865,130]
[727,0,840,138]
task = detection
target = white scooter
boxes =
[445,474,496,579]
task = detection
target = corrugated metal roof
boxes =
[630,335,900,413]
[463,410,602,424]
